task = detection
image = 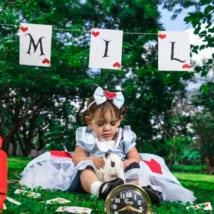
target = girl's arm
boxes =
[72,146,89,164]
[72,146,105,168]
[123,146,141,169]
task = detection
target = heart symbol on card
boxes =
[113,62,121,68]
[20,26,28,32]
[182,63,191,69]
[92,31,100,37]
[104,90,117,100]
[158,34,166,39]
[0,136,3,148]
[42,58,50,64]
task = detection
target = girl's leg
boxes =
[80,168,100,193]
[80,167,124,199]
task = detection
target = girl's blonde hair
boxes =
[82,96,127,124]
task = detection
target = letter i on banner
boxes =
[89,29,123,70]
[19,23,52,67]
[158,31,192,71]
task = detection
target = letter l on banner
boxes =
[158,31,192,71]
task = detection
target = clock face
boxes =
[105,184,152,214]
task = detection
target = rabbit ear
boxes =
[105,153,110,159]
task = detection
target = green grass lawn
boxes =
[172,164,207,173]
[173,172,214,183]
[4,156,214,213]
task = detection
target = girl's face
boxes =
[88,108,122,141]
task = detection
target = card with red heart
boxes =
[186,202,212,211]
[55,206,92,213]
[45,197,71,204]
[19,23,52,67]
[89,28,123,70]
[158,31,192,71]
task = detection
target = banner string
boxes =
[0,23,209,36]
[0,8,213,35]
[0,22,212,53]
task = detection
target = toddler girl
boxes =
[20,86,196,204]
[72,86,141,199]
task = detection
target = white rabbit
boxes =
[96,153,125,182]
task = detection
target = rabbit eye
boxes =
[111,161,115,167]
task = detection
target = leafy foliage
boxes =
[0,0,186,156]
[0,0,213,169]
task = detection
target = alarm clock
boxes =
[105,184,152,214]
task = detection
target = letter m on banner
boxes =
[19,23,52,67]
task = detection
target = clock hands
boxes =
[105,184,152,214]
[117,205,144,213]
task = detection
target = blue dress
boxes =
[76,126,136,158]
[19,126,196,204]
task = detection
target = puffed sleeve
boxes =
[75,127,96,152]
[121,126,137,153]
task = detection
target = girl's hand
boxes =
[90,156,105,169]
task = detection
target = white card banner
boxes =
[158,31,192,71]
[19,23,52,67]
[89,28,123,70]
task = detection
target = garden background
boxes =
[0,0,213,213]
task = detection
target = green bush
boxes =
[172,164,207,172]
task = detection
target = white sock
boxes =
[90,181,102,196]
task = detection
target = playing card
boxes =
[158,31,192,71]
[46,197,71,204]
[14,189,41,198]
[89,28,123,70]
[186,202,212,211]
[6,196,21,205]
[8,179,19,184]
[19,23,52,67]
[55,206,92,213]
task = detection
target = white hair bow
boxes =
[88,86,124,109]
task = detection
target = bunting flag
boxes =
[158,31,192,71]
[6,22,197,71]
[89,28,123,70]
[19,23,52,67]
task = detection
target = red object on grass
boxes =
[0,149,7,209]
[0,136,3,149]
